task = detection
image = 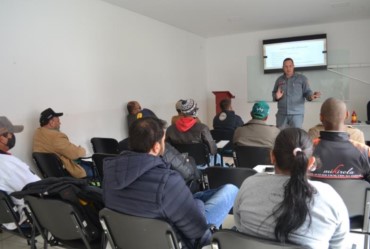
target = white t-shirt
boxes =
[0,153,40,229]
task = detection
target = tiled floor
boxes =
[0,230,65,249]
[0,229,113,249]
[1,220,367,249]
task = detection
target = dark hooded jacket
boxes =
[213,110,243,131]
[163,142,202,193]
[103,150,210,248]
[166,117,217,155]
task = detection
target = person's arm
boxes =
[348,128,365,144]
[308,91,321,101]
[162,172,209,241]
[162,142,195,182]
[235,115,244,128]
[327,191,350,249]
[272,77,284,101]
[301,75,320,101]
[201,127,217,155]
[307,125,321,141]
[53,132,86,160]
[233,191,242,230]
[4,158,41,193]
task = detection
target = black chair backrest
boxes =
[90,137,119,154]
[210,129,234,142]
[25,195,101,249]
[0,190,19,224]
[91,153,117,180]
[367,100,370,121]
[99,208,180,249]
[32,152,69,178]
[211,129,234,154]
[309,178,370,219]
[0,190,36,247]
[172,143,210,166]
[204,167,257,189]
[233,145,271,168]
[211,229,307,249]
[117,137,129,152]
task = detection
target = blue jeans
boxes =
[276,113,304,129]
[193,184,239,228]
[197,153,225,170]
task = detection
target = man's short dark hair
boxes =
[283,57,294,64]
[219,99,231,111]
[129,117,167,153]
[127,101,140,115]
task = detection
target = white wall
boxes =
[206,19,370,130]
[2,0,370,172]
[0,0,207,168]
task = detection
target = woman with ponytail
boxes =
[234,128,350,248]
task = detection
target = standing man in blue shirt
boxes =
[272,58,321,129]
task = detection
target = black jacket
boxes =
[213,110,243,131]
[308,131,370,181]
[103,151,210,248]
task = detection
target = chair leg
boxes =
[364,234,369,249]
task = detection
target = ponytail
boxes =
[271,128,315,242]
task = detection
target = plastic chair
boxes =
[211,229,307,249]
[172,143,211,166]
[25,195,102,249]
[233,145,271,168]
[32,152,70,178]
[99,208,181,249]
[203,167,257,214]
[91,153,117,181]
[210,129,235,165]
[203,167,257,189]
[90,137,119,154]
[309,178,370,249]
[0,190,37,248]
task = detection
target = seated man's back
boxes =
[126,100,157,129]
[103,117,210,249]
[32,108,87,178]
[308,123,365,144]
[308,98,370,181]
[233,101,279,148]
[213,99,243,131]
[309,132,370,180]
[166,99,217,155]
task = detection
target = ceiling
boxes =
[101,0,370,38]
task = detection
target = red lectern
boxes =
[212,91,235,114]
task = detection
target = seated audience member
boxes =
[233,101,280,148]
[118,132,202,193]
[234,128,349,248]
[308,123,365,144]
[163,142,203,193]
[32,108,93,178]
[126,100,156,129]
[103,117,238,249]
[166,99,219,166]
[0,116,41,230]
[213,98,243,131]
[171,99,184,125]
[308,98,370,180]
[120,103,157,152]
[172,99,201,125]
